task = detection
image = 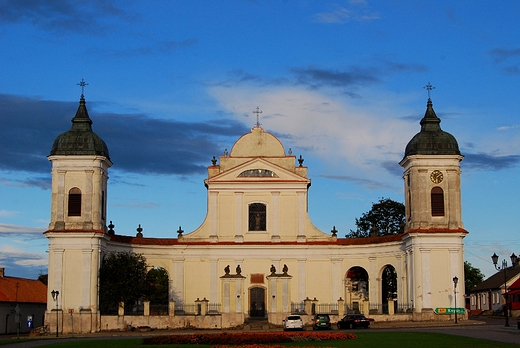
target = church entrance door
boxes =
[249,287,265,317]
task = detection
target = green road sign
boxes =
[434,307,465,315]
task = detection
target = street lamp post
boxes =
[491,253,517,327]
[51,290,59,337]
[453,276,458,324]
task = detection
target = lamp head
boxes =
[453,276,458,287]
[491,253,499,266]
[511,253,518,266]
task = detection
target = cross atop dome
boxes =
[253,107,263,127]
[77,78,89,98]
[423,81,435,100]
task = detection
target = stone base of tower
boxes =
[45,309,100,334]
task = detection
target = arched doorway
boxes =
[381,265,397,314]
[345,267,369,314]
[249,287,265,317]
[146,267,169,315]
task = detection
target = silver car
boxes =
[283,315,304,331]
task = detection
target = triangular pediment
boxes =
[207,158,309,183]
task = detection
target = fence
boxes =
[291,302,306,314]
[369,303,381,314]
[395,302,413,313]
[174,303,197,315]
[150,303,169,315]
[207,303,221,314]
[344,304,365,315]
[315,303,338,315]
[124,302,144,315]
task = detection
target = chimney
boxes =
[0,268,4,278]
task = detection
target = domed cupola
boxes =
[404,98,460,157]
[50,95,110,159]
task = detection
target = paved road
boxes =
[372,317,520,345]
[2,317,519,347]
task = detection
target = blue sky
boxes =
[1,0,519,283]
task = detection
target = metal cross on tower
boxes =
[77,78,89,97]
[253,107,263,127]
[424,81,435,99]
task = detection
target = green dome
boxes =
[50,96,110,159]
[404,99,460,157]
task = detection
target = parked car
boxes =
[312,314,331,330]
[283,315,304,331]
[337,314,373,329]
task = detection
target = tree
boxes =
[464,261,485,294]
[347,198,405,238]
[99,252,148,314]
[382,265,397,300]
[37,273,48,285]
[146,267,169,305]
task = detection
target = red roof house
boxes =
[0,268,47,334]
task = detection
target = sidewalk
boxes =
[2,318,518,347]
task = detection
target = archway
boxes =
[345,267,369,314]
[249,287,266,317]
[381,265,397,314]
[146,267,169,315]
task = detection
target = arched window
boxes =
[238,169,278,177]
[431,187,444,216]
[249,203,266,231]
[68,187,82,216]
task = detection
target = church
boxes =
[44,90,467,333]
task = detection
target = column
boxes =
[235,279,243,313]
[173,259,185,303]
[297,191,306,242]
[281,278,290,312]
[368,257,377,306]
[331,258,341,302]
[84,170,93,225]
[270,278,277,313]
[298,259,306,302]
[209,191,218,242]
[271,192,280,242]
[420,248,431,310]
[82,250,92,309]
[210,259,218,303]
[55,170,66,228]
[235,192,243,242]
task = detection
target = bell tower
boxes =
[45,89,112,333]
[399,87,467,319]
[47,94,112,232]
[399,96,464,231]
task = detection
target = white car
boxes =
[283,315,304,331]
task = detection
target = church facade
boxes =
[44,93,467,332]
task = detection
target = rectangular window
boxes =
[68,194,81,216]
[248,203,266,231]
[431,187,445,216]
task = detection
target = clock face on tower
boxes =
[430,170,443,184]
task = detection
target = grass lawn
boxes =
[20,332,512,348]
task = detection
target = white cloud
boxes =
[498,124,520,131]
[15,258,48,267]
[208,86,416,181]
[0,210,18,218]
[313,3,379,24]
[314,6,351,23]
[0,223,45,233]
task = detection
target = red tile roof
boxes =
[0,276,47,303]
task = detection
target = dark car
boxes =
[337,314,373,329]
[312,314,331,330]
